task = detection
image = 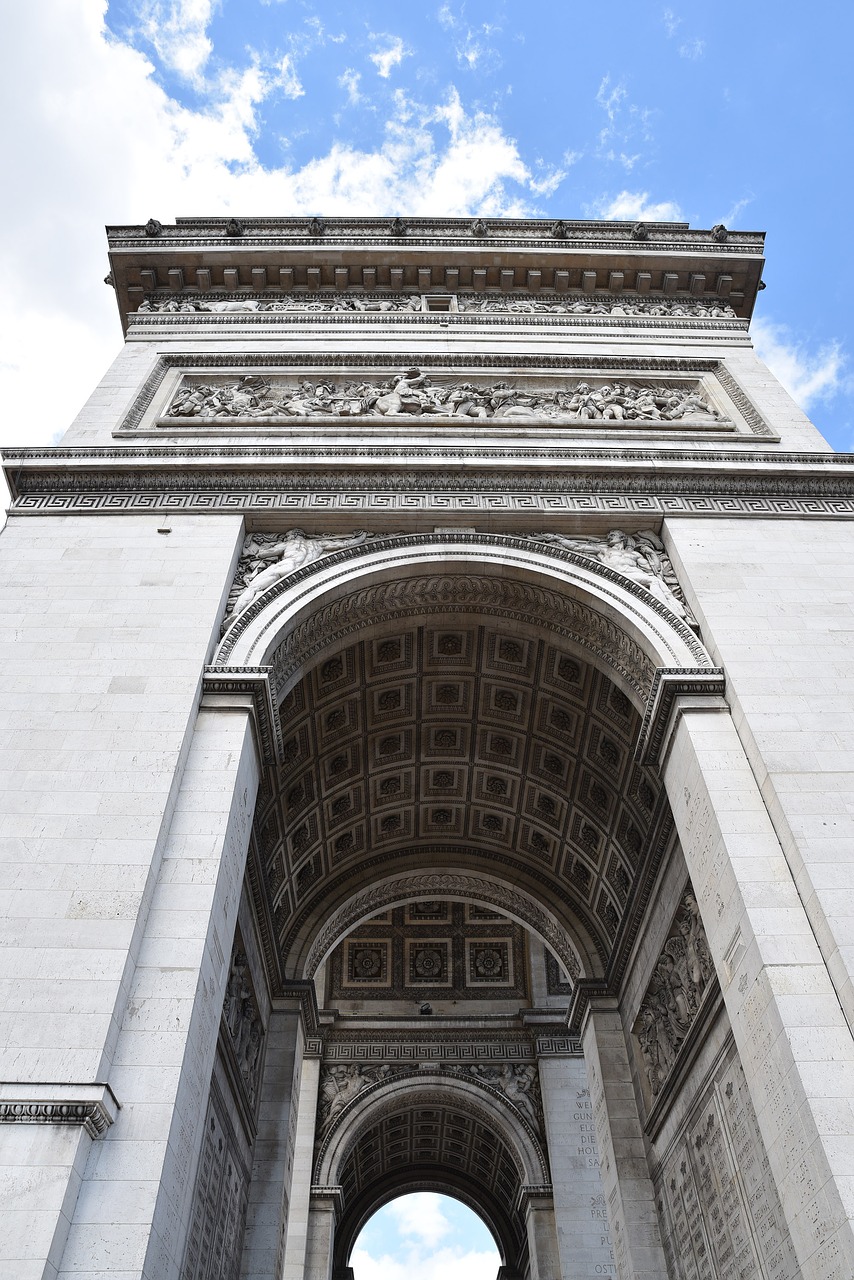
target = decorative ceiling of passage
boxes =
[248,620,673,988]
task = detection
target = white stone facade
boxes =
[1,216,852,1280]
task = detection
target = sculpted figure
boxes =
[319,1064,390,1130]
[530,530,695,625]
[374,368,444,415]
[231,529,368,617]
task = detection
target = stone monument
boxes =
[0,215,852,1280]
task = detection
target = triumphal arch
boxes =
[1,215,853,1280]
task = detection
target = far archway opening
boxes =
[350,1192,502,1280]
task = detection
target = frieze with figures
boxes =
[136,292,737,319]
[221,938,265,1112]
[165,367,724,425]
[633,886,715,1101]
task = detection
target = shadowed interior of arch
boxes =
[247,614,677,990]
[349,1191,503,1280]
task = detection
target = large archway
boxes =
[203,532,728,1280]
[212,534,717,998]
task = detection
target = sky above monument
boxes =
[350,1192,500,1280]
[0,0,851,469]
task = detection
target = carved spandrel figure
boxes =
[230,529,368,617]
[319,1064,390,1131]
[469,1063,540,1129]
[530,529,697,627]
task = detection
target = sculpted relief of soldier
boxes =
[165,367,722,425]
[635,888,714,1099]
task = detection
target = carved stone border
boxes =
[114,352,773,438]
[212,532,711,678]
[0,1083,120,1138]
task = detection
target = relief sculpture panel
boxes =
[634,886,714,1101]
[163,367,724,426]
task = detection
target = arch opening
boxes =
[348,1192,503,1280]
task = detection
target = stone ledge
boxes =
[0,1082,120,1137]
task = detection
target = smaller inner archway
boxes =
[330,1089,533,1279]
[349,1192,502,1280]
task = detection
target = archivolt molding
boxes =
[302,874,585,986]
[213,533,713,695]
[314,1072,549,1188]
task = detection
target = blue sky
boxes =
[0,2,851,457]
[350,1191,500,1280]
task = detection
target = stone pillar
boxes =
[518,1187,561,1280]
[304,1186,344,1280]
[0,512,244,1279]
[54,699,260,1279]
[281,1052,322,1280]
[537,1048,616,1279]
[662,704,854,1280]
[582,1000,666,1280]
[240,1001,307,1280]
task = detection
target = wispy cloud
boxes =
[586,190,684,221]
[662,9,705,60]
[136,0,216,85]
[369,34,409,79]
[719,194,754,227]
[338,68,362,105]
[594,74,654,171]
[751,317,846,412]
[277,53,303,100]
[662,7,681,36]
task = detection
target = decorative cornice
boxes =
[272,978,322,1042]
[201,666,283,766]
[108,215,764,248]
[0,1082,120,1137]
[637,668,727,767]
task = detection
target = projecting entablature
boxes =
[105,215,765,332]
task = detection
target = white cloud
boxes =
[586,190,684,222]
[369,34,409,79]
[388,1193,453,1244]
[0,1,545,478]
[351,1194,500,1280]
[678,38,705,59]
[350,1244,499,1280]
[751,317,846,412]
[277,53,304,100]
[594,76,654,170]
[136,0,216,85]
[438,3,458,29]
[529,166,567,197]
[338,68,362,105]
